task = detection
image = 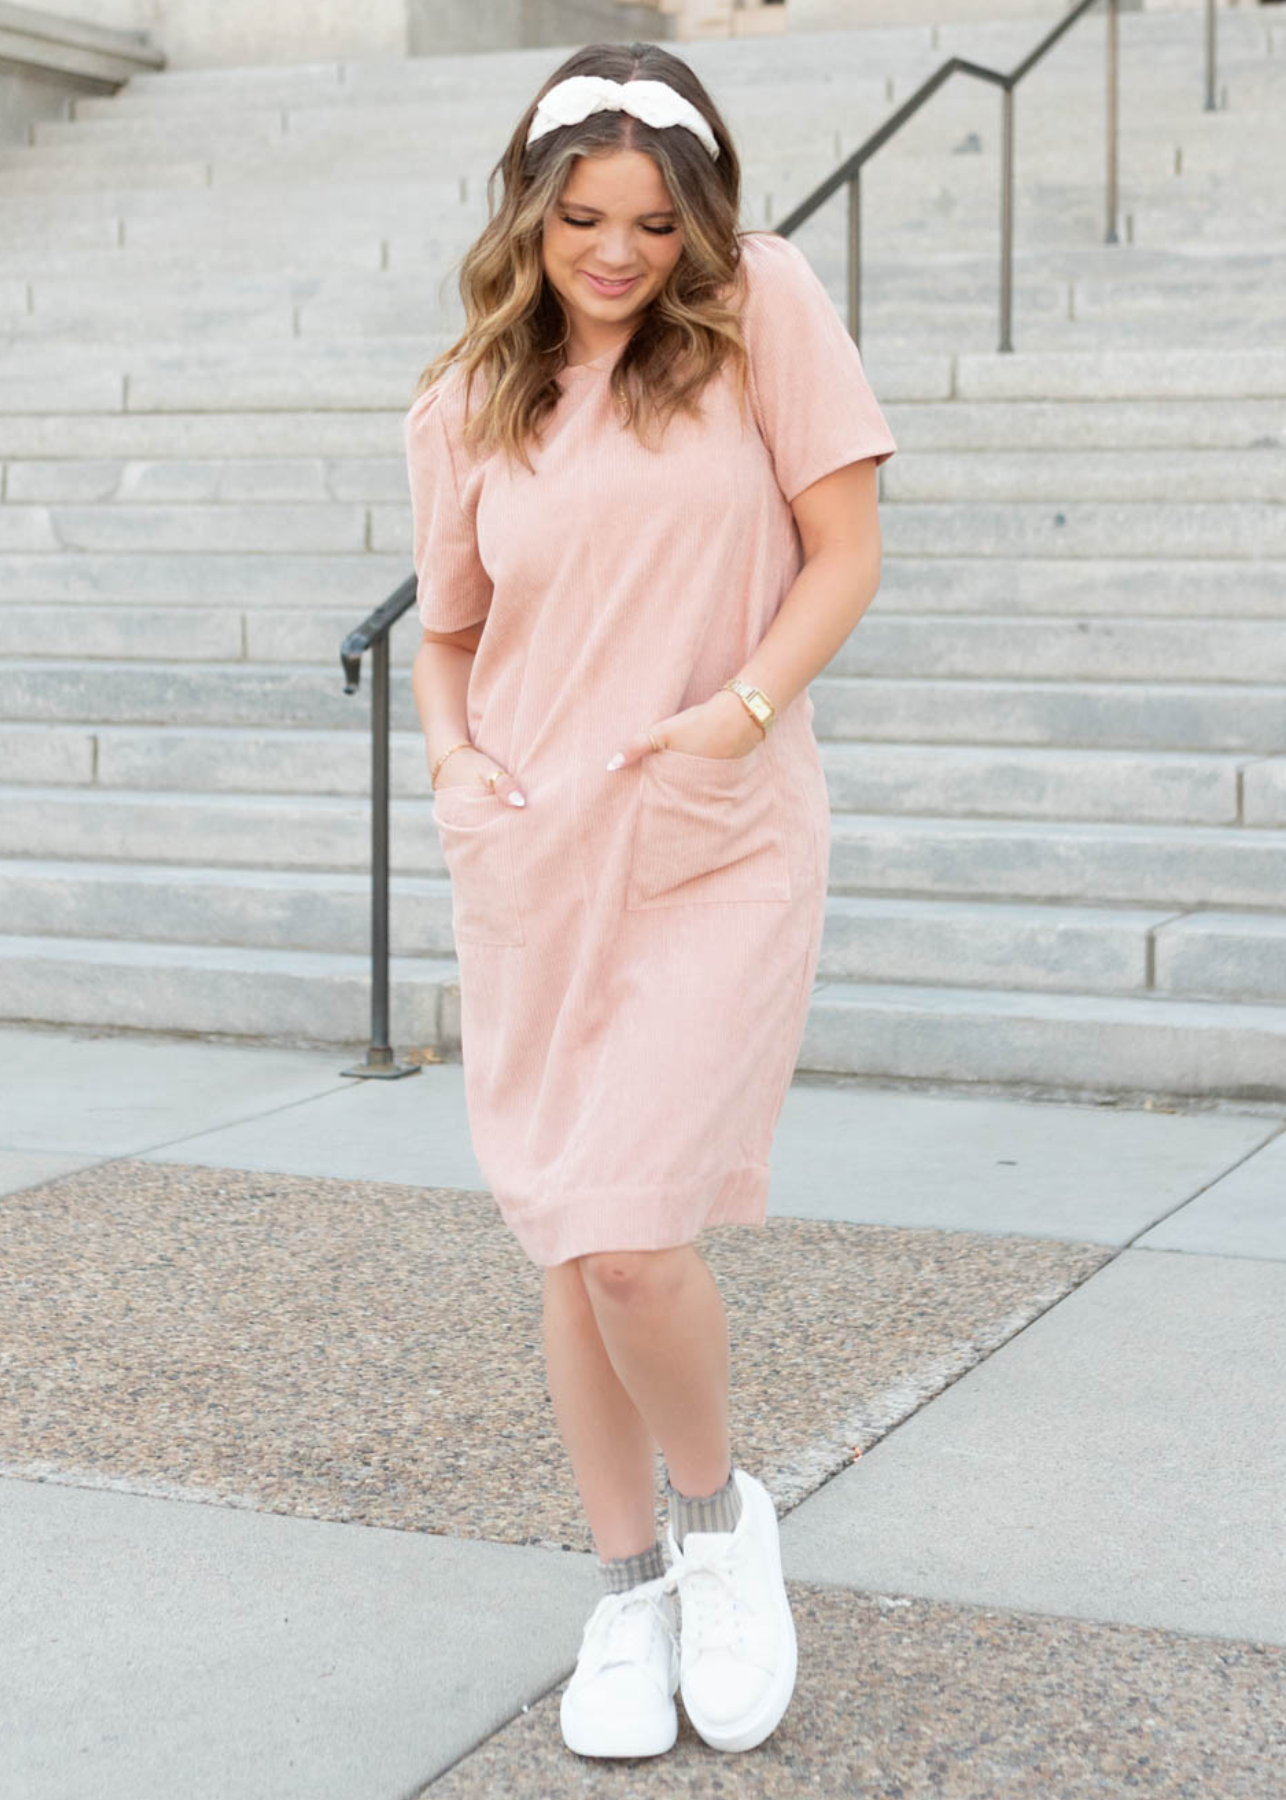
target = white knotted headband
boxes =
[526,75,719,162]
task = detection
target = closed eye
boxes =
[560,214,676,236]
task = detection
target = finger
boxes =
[606,728,668,771]
[487,766,527,808]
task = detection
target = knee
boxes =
[578,1246,688,1310]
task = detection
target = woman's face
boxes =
[541,149,685,358]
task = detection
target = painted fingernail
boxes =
[605,753,624,771]
[508,792,526,807]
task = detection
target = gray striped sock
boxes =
[666,1465,743,1547]
[598,1539,666,1595]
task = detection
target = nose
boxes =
[591,225,640,267]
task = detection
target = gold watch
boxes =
[720,677,776,735]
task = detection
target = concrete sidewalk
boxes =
[1,1021,1282,1798]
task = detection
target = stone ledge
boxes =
[0,1,163,91]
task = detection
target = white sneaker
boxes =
[666,1467,797,1752]
[559,1572,681,1759]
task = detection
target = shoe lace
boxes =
[583,1579,679,1676]
[670,1539,774,1669]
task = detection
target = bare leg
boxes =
[542,1257,659,1561]
[577,1244,732,1501]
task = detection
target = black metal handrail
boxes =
[341,0,1227,1075]
[775,0,1115,352]
[338,573,420,1078]
[774,0,1224,353]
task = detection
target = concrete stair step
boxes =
[0,722,1262,826]
[821,894,1286,1004]
[828,812,1286,908]
[95,40,1262,113]
[0,857,453,957]
[831,616,1286,683]
[2,394,1281,458]
[0,503,370,554]
[4,605,1283,687]
[1,457,410,506]
[2,128,1274,201]
[872,557,1286,617]
[7,125,1280,227]
[0,177,467,228]
[0,157,213,194]
[953,346,1286,399]
[101,8,1265,94]
[0,548,1280,617]
[0,930,457,1050]
[4,659,1284,750]
[6,239,1238,293]
[0,548,407,604]
[7,202,1272,277]
[5,448,1282,508]
[880,398,1286,453]
[4,306,1283,357]
[8,285,1283,350]
[3,854,1282,1004]
[813,673,1286,753]
[979,316,1286,351]
[875,500,1286,559]
[880,449,1286,503]
[45,55,1276,140]
[0,925,1280,1098]
[1,786,1282,906]
[5,343,1279,414]
[800,979,1286,1103]
[0,413,406,456]
[0,784,423,871]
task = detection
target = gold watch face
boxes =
[744,689,772,724]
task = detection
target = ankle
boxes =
[597,1539,666,1594]
[665,1463,742,1547]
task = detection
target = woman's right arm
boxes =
[412,627,479,768]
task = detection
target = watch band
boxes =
[720,677,776,734]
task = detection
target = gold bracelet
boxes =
[430,740,472,788]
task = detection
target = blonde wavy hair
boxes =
[412,40,755,473]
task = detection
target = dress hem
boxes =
[503,1161,771,1267]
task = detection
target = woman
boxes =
[406,39,895,1762]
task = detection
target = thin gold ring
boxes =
[647,732,662,754]
[485,768,503,791]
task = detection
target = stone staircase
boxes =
[1,6,1283,1099]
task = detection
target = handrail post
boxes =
[1204,0,1217,111]
[999,82,1014,352]
[370,629,393,1061]
[339,623,418,1079]
[847,167,862,345]
[1106,0,1119,244]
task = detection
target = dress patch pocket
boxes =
[625,740,792,910]
[432,784,526,946]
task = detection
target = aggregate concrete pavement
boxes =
[1,1022,1281,1797]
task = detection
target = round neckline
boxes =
[562,339,629,376]
[562,352,615,375]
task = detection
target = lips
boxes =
[582,272,641,296]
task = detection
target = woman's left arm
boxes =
[723,456,882,724]
[606,457,883,768]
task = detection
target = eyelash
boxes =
[560,214,676,236]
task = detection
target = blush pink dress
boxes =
[404,230,896,1267]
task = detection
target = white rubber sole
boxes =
[678,1472,798,1754]
[559,1689,678,1759]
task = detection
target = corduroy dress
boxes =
[404,230,896,1267]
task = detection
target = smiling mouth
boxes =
[582,272,641,293]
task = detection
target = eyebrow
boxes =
[559,204,677,219]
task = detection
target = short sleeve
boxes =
[403,374,493,634]
[737,231,896,504]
